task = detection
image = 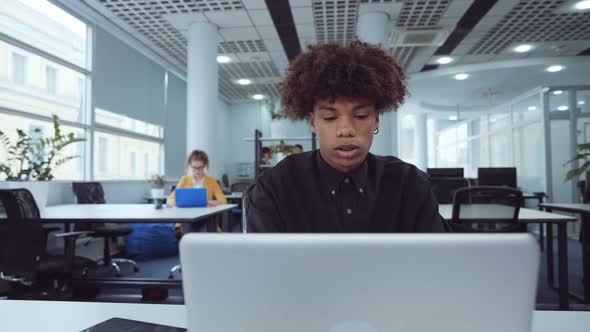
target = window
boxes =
[129,150,137,176]
[1,0,89,69]
[97,136,109,174]
[0,113,85,180]
[45,66,58,95]
[93,132,162,180]
[95,108,164,139]
[144,153,150,179]
[12,53,27,85]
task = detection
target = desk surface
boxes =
[41,204,236,223]
[438,204,576,223]
[1,300,588,332]
[540,203,590,215]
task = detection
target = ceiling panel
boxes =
[469,0,590,55]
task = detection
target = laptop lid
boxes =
[180,234,538,332]
[175,188,207,207]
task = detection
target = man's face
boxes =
[309,96,378,173]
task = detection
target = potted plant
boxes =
[150,174,166,199]
[564,143,590,202]
[270,140,295,163]
[265,99,289,138]
[0,115,84,212]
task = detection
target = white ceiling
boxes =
[84,0,590,109]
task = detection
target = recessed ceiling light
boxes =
[574,0,590,10]
[252,94,265,100]
[436,57,453,64]
[216,55,231,63]
[579,101,586,105]
[552,90,563,95]
[546,65,564,72]
[237,79,251,85]
[453,73,469,80]
[528,106,537,111]
[449,115,458,121]
[557,105,569,111]
[513,44,533,53]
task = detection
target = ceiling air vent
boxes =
[389,27,450,47]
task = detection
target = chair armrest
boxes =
[53,231,94,238]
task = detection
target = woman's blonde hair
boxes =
[185,150,209,168]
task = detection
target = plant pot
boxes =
[8,181,49,215]
[270,120,285,138]
[151,188,165,199]
[275,152,285,163]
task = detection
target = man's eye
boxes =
[323,117,336,121]
[355,114,369,119]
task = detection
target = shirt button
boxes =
[359,188,364,193]
[346,208,352,214]
[331,190,336,195]
[344,178,350,184]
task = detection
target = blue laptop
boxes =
[175,188,207,207]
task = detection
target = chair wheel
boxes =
[133,266,140,272]
[115,272,122,277]
[168,274,174,279]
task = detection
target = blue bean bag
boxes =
[124,223,178,261]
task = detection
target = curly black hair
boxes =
[279,40,407,120]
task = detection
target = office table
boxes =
[1,300,588,332]
[540,203,590,305]
[39,204,236,288]
[42,204,237,232]
[439,204,577,310]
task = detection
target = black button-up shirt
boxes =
[246,150,447,233]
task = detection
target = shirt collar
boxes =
[316,150,368,191]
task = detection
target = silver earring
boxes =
[374,128,379,134]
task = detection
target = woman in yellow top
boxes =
[169,150,227,234]
[169,149,227,207]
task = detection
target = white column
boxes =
[186,22,218,168]
[356,12,397,156]
[415,113,428,171]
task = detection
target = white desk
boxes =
[439,204,576,311]
[42,204,236,224]
[1,300,589,332]
[438,204,575,223]
[540,203,590,306]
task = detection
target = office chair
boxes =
[450,186,525,233]
[72,182,139,277]
[429,177,470,204]
[221,174,231,194]
[0,189,95,294]
[230,181,254,193]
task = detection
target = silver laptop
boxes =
[180,234,539,332]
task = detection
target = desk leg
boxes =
[538,197,545,252]
[557,223,570,310]
[582,214,590,304]
[221,211,230,233]
[546,222,555,287]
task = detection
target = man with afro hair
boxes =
[246,41,447,233]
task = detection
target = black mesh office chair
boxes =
[450,186,525,233]
[72,182,139,277]
[231,181,253,193]
[0,189,95,293]
[429,177,470,204]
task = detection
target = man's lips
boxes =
[334,145,359,158]
[334,144,359,151]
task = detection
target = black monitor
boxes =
[477,167,517,188]
[427,168,464,178]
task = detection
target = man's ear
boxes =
[375,112,380,130]
[309,113,317,134]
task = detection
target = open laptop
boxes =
[180,234,539,332]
